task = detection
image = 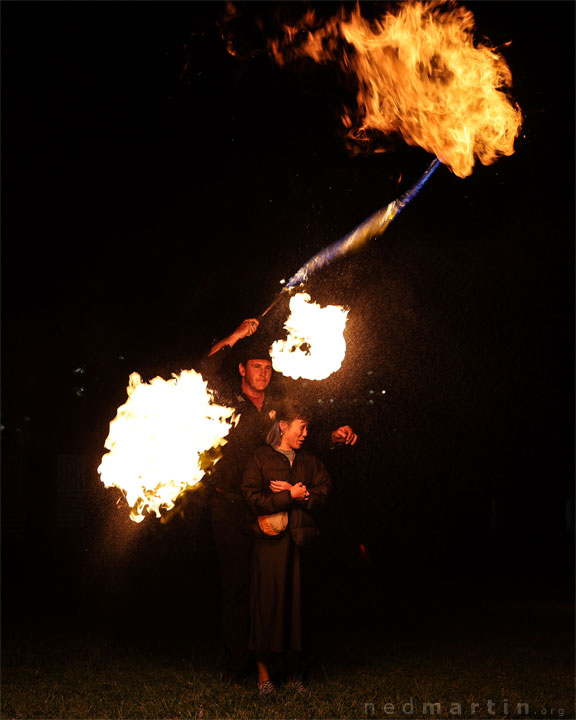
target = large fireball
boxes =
[98,370,236,523]
[269,1,522,178]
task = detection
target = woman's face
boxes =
[280,418,308,450]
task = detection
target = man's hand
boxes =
[270,480,291,493]
[231,318,259,342]
[331,425,358,446]
[209,318,259,356]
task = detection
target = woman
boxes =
[241,402,332,695]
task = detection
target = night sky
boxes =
[2,1,574,627]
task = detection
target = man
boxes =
[201,317,357,683]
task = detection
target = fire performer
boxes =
[201,318,356,685]
[241,401,332,695]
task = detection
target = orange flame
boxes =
[269,1,522,178]
[98,370,236,523]
[270,292,348,380]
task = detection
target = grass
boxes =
[2,586,574,720]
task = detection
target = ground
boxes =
[2,569,573,720]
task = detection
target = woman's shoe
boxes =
[258,680,276,695]
[287,676,307,694]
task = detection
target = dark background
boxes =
[2,1,574,640]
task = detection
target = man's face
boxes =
[239,359,273,393]
[280,418,308,450]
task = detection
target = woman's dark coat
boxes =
[241,445,332,547]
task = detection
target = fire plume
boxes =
[270,292,348,381]
[98,370,236,523]
[269,1,522,178]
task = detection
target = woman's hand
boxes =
[290,482,309,502]
[270,480,292,493]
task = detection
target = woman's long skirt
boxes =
[248,532,301,655]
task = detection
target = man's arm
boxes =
[209,318,260,357]
[306,422,358,457]
[199,317,261,389]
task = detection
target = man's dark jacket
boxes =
[208,392,278,495]
[200,345,332,497]
[241,445,332,547]
[200,346,280,496]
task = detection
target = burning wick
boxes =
[98,370,237,523]
[270,293,348,381]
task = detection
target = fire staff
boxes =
[201,318,356,684]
